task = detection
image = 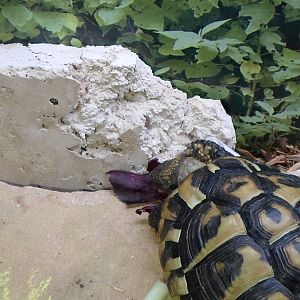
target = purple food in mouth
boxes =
[107,170,166,203]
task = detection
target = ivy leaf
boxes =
[131,1,164,31]
[224,20,246,42]
[185,62,221,78]
[256,101,274,115]
[34,12,78,33]
[240,116,264,123]
[223,46,248,64]
[42,0,73,11]
[286,82,300,96]
[62,13,78,32]
[154,67,170,76]
[156,59,190,74]
[264,88,274,99]
[158,31,201,50]
[221,75,239,85]
[240,61,261,81]
[239,46,262,63]
[195,40,218,63]
[200,19,231,37]
[188,0,219,17]
[161,0,181,22]
[116,0,134,9]
[239,2,275,35]
[283,0,300,9]
[282,48,300,64]
[259,31,285,52]
[206,86,230,99]
[158,36,184,56]
[0,32,14,42]
[94,8,125,26]
[2,4,33,28]
[70,38,82,47]
[216,38,243,53]
[284,4,300,22]
[241,87,254,97]
[172,80,228,99]
[18,19,40,38]
[273,66,300,83]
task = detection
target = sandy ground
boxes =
[0,182,161,300]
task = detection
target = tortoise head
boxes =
[150,139,235,192]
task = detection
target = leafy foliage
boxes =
[1,0,300,150]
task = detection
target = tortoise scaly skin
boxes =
[157,156,300,299]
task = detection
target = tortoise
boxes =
[108,140,300,299]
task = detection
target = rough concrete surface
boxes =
[0,43,236,191]
[0,182,161,300]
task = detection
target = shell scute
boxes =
[159,156,300,299]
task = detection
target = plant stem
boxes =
[245,80,257,116]
[245,44,261,116]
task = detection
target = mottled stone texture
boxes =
[0,182,161,299]
[0,43,236,190]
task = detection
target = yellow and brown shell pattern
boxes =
[158,156,300,300]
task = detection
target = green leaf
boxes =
[224,46,248,64]
[282,48,300,64]
[154,67,170,75]
[206,86,230,99]
[264,88,274,99]
[185,62,221,78]
[239,2,275,34]
[259,31,285,52]
[188,0,219,17]
[70,38,82,47]
[156,59,189,74]
[284,4,300,22]
[18,19,40,38]
[34,12,78,33]
[286,82,300,96]
[158,36,184,56]
[273,66,300,83]
[2,4,33,28]
[241,87,254,97]
[283,0,300,9]
[117,0,134,9]
[0,32,14,42]
[94,8,125,26]
[268,66,280,72]
[216,38,243,53]
[42,0,73,11]
[62,13,78,32]
[238,46,262,63]
[131,1,164,31]
[161,0,181,22]
[221,75,239,85]
[240,116,263,123]
[200,19,231,37]
[84,0,101,13]
[172,80,228,99]
[158,31,201,50]
[256,101,274,115]
[240,61,261,81]
[195,40,218,63]
[224,20,246,42]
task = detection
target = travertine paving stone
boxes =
[0,182,161,299]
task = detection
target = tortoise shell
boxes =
[158,156,300,299]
